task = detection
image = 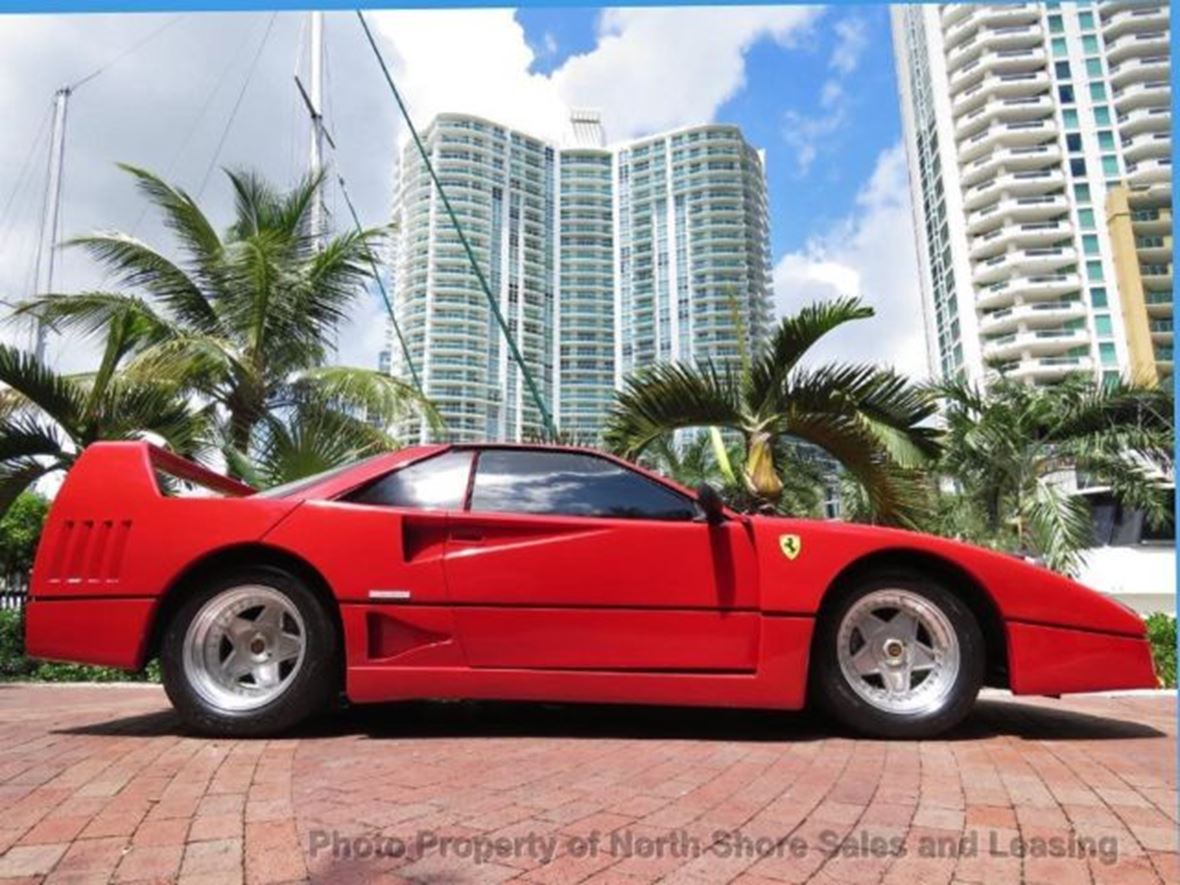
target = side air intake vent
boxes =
[47,520,133,584]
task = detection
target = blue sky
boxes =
[516,5,902,258]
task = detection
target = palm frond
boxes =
[1023,478,1093,576]
[0,345,85,438]
[64,233,219,332]
[604,361,745,459]
[0,458,56,519]
[118,164,225,292]
[12,291,174,343]
[246,403,393,488]
[750,296,873,414]
[290,365,441,432]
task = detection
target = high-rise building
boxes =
[388,112,774,443]
[891,2,1172,387]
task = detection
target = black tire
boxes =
[810,569,984,739]
[159,565,339,737]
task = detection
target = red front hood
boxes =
[746,516,1146,638]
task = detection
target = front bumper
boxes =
[25,597,155,670]
[1007,621,1157,695]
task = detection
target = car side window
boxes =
[469,450,696,521]
[345,450,473,510]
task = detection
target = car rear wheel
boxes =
[160,566,339,737]
[811,570,984,738]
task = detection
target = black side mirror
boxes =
[696,483,726,525]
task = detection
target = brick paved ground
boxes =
[0,684,1174,884]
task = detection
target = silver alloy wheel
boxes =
[182,585,306,713]
[836,588,960,715]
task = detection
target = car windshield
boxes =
[254,456,380,499]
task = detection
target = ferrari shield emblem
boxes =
[778,534,802,560]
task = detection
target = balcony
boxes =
[978,299,1087,335]
[976,272,1082,310]
[1108,54,1170,89]
[1121,130,1172,164]
[952,70,1051,118]
[1141,262,1173,287]
[955,93,1054,142]
[1101,5,1170,41]
[1105,30,1170,65]
[1130,206,1173,236]
[970,219,1072,260]
[972,245,1077,285]
[960,142,1061,188]
[949,24,1043,70]
[1136,235,1173,264]
[965,194,1070,236]
[944,3,1040,47]
[1127,157,1172,188]
[990,355,1094,383]
[1112,79,1171,114]
[1144,290,1173,319]
[983,328,1090,361]
[962,168,1066,212]
[941,4,972,29]
[1117,105,1172,136]
[958,118,1056,164]
[949,47,1046,96]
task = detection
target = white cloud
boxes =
[0,6,826,375]
[371,6,822,144]
[781,79,848,175]
[773,142,930,379]
[553,6,821,140]
[780,12,869,176]
[829,15,868,75]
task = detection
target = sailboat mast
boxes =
[32,86,70,362]
[307,10,326,246]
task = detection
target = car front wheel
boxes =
[160,566,339,737]
[811,571,984,739]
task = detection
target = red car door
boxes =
[444,448,761,672]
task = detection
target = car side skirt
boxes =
[343,605,815,709]
[1006,621,1158,695]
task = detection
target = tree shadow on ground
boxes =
[54,694,1167,743]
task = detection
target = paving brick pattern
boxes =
[0,684,1174,884]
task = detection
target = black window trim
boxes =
[340,448,476,511]
[459,445,699,522]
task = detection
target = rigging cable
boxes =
[68,14,185,92]
[354,9,557,441]
[128,15,263,236]
[337,173,423,397]
[0,101,53,256]
[197,12,279,198]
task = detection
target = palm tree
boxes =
[0,321,206,512]
[18,165,435,477]
[223,402,392,490]
[604,297,939,525]
[935,375,1173,574]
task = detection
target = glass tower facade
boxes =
[891,2,1172,387]
[390,113,774,443]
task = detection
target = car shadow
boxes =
[54,695,1167,743]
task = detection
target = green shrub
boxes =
[0,607,159,683]
[1146,612,1177,689]
[0,493,48,574]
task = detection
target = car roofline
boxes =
[294,441,728,517]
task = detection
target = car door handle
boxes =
[449,528,484,543]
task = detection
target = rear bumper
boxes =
[25,597,155,670]
[1008,621,1157,695]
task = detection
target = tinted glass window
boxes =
[470,450,696,520]
[347,450,472,510]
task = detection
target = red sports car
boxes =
[25,441,1156,738]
